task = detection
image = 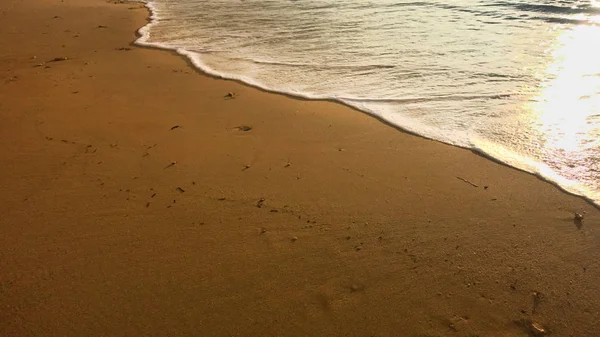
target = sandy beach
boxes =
[1,0,600,336]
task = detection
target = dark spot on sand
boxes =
[350,284,365,293]
[236,125,252,132]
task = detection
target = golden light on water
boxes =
[531,24,600,155]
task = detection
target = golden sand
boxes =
[1,0,599,335]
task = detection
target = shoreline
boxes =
[2,0,600,336]
[133,0,600,210]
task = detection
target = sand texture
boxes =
[1,0,600,336]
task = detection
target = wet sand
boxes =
[1,0,600,336]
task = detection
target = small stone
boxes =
[531,322,546,336]
[291,237,298,242]
[575,212,584,221]
[355,246,362,251]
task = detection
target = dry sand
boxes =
[1,0,600,336]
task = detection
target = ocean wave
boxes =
[342,94,513,104]
[132,0,600,206]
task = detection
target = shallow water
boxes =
[136,0,600,205]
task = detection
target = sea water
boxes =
[135,0,600,205]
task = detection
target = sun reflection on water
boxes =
[530,24,600,164]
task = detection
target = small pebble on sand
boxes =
[531,322,546,336]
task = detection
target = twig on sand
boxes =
[456,176,478,188]
[164,161,177,169]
